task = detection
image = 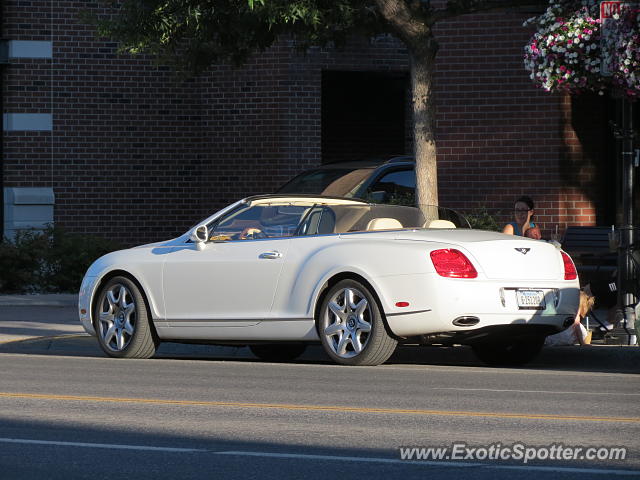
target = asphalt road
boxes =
[0,350,639,479]
[1,301,639,479]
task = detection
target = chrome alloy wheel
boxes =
[323,287,372,358]
[97,283,137,352]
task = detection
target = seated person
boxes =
[210,223,266,241]
[503,196,540,239]
[544,289,595,346]
[238,227,265,239]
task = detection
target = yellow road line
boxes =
[1,392,638,423]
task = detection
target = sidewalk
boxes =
[0,293,77,307]
[0,294,81,343]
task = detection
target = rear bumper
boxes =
[386,309,571,338]
[381,274,579,337]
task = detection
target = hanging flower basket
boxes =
[608,8,640,98]
[524,0,640,98]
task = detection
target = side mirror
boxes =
[190,225,208,251]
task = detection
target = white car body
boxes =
[79,195,580,365]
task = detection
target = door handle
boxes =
[259,251,282,259]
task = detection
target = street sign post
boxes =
[600,1,639,344]
[600,0,625,17]
[599,1,626,76]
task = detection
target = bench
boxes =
[562,227,618,332]
[562,226,639,292]
[561,226,617,280]
[562,226,614,255]
[563,226,639,343]
[561,226,618,291]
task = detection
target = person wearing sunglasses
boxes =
[502,195,541,239]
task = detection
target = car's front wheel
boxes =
[472,337,545,366]
[94,276,158,359]
[318,279,397,366]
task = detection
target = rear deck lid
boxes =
[397,230,564,280]
[462,238,562,280]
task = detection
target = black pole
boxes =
[0,60,4,242]
[0,0,5,242]
[617,97,636,342]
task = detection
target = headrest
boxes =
[427,219,456,229]
[366,217,403,231]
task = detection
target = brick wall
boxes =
[2,1,609,244]
[434,12,608,237]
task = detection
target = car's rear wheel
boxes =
[318,279,397,366]
[472,337,545,366]
[94,276,158,359]
[249,344,307,362]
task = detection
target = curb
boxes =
[0,333,88,345]
[0,294,78,307]
[0,335,637,372]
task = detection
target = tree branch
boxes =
[372,0,431,43]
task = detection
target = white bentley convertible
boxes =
[79,195,580,366]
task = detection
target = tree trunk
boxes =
[374,0,545,208]
[409,39,439,207]
[372,0,440,207]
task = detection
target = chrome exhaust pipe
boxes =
[453,316,480,327]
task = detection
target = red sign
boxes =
[600,1,626,19]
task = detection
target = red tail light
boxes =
[561,251,578,280]
[430,249,478,278]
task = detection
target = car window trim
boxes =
[365,165,415,193]
[293,203,319,236]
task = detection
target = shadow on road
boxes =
[0,335,638,374]
[1,416,636,480]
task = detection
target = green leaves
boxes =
[0,227,121,293]
[91,0,380,73]
[248,0,265,9]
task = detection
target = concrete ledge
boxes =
[0,294,78,307]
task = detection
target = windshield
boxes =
[201,201,470,242]
[207,202,312,240]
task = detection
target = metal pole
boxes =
[0,65,4,242]
[0,0,5,241]
[0,59,4,242]
[618,97,636,343]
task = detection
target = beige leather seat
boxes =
[366,217,403,231]
[427,219,456,229]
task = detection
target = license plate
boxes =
[516,289,546,310]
